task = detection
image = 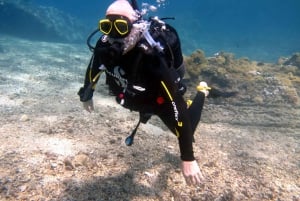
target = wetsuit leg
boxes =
[155,92,205,135]
[156,103,177,135]
[188,92,205,133]
[155,95,195,160]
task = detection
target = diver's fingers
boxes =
[184,175,192,186]
[83,100,94,113]
[89,101,94,112]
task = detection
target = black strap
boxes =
[130,51,143,81]
[125,119,140,146]
[86,29,99,52]
[125,112,152,146]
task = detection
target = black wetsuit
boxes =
[78,24,205,161]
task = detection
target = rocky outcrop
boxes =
[184,51,300,106]
[281,53,300,69]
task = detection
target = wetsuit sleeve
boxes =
[78,39,105,102]
[157,57,195,161]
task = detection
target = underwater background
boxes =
[29,0,300,62]
[1,1,300,200]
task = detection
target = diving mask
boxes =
[99,15,132,38]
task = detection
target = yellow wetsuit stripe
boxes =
[160,81,173,101]
[175,128,180,138]
[92,72,101,83]
[89,70,102,90]
[161,81,183,134]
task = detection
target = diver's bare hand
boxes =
[83,99,94,113]
[181,160,204,186]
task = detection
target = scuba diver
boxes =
[78,0,211,186]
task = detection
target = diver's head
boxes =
[99,0,139,38]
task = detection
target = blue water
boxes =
[30,0,300,62]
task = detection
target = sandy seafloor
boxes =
[0,35,299,201]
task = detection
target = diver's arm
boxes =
[78,35,112,102]
[157,57,195,161]
[78,35,122,112]
[160,79,195,161]
[158,55,204,186]
[78,53,104,102]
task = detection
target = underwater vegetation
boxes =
[184,50,300,106]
